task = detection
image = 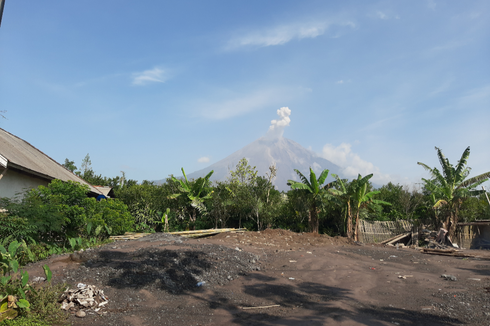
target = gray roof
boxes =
[0,128,103,196]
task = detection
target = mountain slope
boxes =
[178,137,342,191]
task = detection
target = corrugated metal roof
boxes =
[0,128,103,196]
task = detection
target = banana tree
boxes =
[351,174,391,241]
[287,168,330,234]
[418,146,490,238]
[169,168,214,228]
[327,174,355,238]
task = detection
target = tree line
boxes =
[61,147,490,240]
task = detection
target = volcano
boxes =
[184,136,342,191]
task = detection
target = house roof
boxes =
[0,128,103,196]
[94,186,115,197]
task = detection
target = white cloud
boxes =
[132,67,167,86]
[371,11,400,20]
[197,156,210,163]
[267,107,291,139]
[226,20,356,49]
[321,143,395,185]
[336,79,351,84]
[376,11,388,20]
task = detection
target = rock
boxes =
[75,310,86,318]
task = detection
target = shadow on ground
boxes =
[194,273,462,326]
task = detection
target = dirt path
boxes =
[23,230,490,325]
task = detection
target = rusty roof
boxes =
[0,128,103,196]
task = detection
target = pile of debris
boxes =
[59,283,108,318]
[420,228,460,249]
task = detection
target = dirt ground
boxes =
[24,229,490,326]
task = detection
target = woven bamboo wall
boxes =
[456,226,475,249]
[358,220,413,243]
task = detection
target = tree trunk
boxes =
[310,203,319,234]
[448,206,459,240]
[346,202,353,239]
[354,211,360,241]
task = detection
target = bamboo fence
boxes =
[358,220,413,244]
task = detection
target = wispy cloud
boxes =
[370,11,400,20]
[426,40,468,55]
[132,67,168,86]
[226,20,356,49]
[195,87,302,120]
[336,79,351,84]
[429,78,454,96]
[376,11,388,20]
[197,156,210,163]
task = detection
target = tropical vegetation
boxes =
[0,147,489,323]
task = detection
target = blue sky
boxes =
[1,0,489,187]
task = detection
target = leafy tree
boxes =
[209,182,234,228]
[376,182,424,221]
[169,168,214,228]
[227,158,258,229]
[62,159,77,173]
[418,146,490,238]
[287,168,330,234]
[80,153,92,175]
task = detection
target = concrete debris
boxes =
[59,283,108,314]
[441,274,457,281]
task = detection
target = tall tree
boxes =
[62,158,77,173]
[418,146,490,238]
[228,158,258,229]
[287,168,330,234]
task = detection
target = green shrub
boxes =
[0,316,51,326]
[1,180,134,244]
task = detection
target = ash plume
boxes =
[267,107,291,139]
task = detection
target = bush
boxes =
[0,180,134,244]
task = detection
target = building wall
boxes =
[0,168,49,200]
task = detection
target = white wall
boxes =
[0,168,49,200]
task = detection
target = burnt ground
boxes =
[23,229,490,326]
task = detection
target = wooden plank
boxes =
[241,305,280,310]
[383,232,411,245]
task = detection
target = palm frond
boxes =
[357,173,373,186]
[317,169,330,187]
[288,182,312,192]
[309,168,319,194]
[204,170,214,181]
[433,199,448,209]
[371,199,392,206]
[459,171,490,189]
[417,162,433,172]
[455,146,471,179]
[435,147,454,184]
[294,169,311,188]
[181,167,189,184]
